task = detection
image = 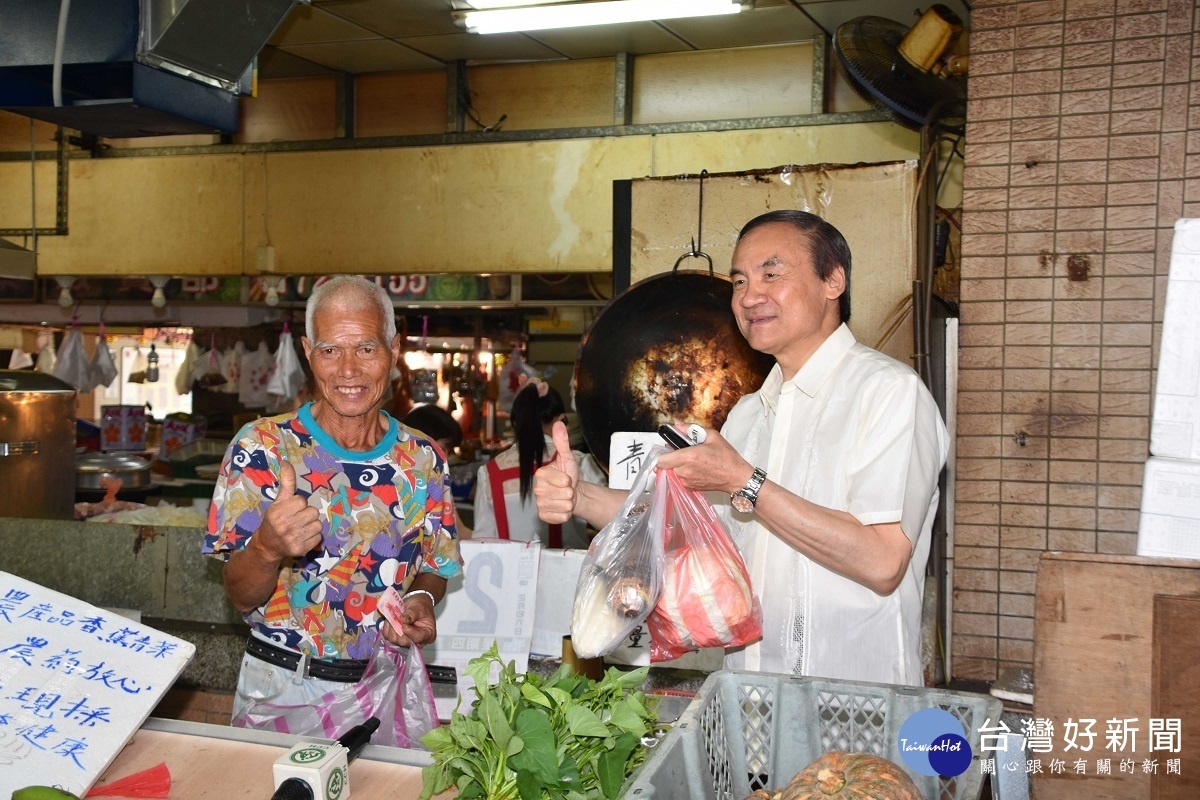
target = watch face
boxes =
[731,493,753,513]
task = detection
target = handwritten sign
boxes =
[0,572,195,797]
[422,540,541,720]
[607,432,667,491]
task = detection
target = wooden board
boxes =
[95,725,450,799]
[1033,552,1200,800]
[1152,595,1200,800]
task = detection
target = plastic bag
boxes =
[267,328,305,410]
[231,639,439,748]
[569,448,665,659]
[86,324,119,391]
[497,345,539,411]
[34,330,56,374]
[53,327,90,390]
[646,468,763,662]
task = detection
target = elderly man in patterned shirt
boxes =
[205,275,462,735]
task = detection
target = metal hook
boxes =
[671,170,714,275]
[672,250,713,272]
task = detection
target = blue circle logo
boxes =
[897,708,973,777]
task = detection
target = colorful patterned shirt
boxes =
[204,403,463,660]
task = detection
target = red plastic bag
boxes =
[647,468,762,662]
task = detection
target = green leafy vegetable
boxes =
[419,643,662,800]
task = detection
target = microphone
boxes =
[271,717,382,800]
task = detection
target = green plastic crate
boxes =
[624,670,1001,800]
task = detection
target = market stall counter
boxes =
[104,717,445,799]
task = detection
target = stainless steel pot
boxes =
[0,370,76,519]
[76,452,153,490]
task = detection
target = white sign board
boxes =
[0,572,195,797]
[607,432,667,491]
[531,548,588,657]
[423,539,540,720]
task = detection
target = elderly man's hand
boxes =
[382,592,437,647]
[255,461,323,561]
[655,426,753,496]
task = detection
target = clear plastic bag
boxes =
[232,639,440,748]
[647,468,763,662]
[569,448,665,659]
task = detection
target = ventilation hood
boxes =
[0,0,300,138]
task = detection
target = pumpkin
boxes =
[743,750,924,800]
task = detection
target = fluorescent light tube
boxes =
[462,0,744,35]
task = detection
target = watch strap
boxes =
[732,467,767,509]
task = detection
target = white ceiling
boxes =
[260,0,973,79]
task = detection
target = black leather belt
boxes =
[245,635,369,683]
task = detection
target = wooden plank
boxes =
[1152,595,1200,800]
[96,727,448,799]
[1033,552,1200,800]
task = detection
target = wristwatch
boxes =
[731,467,767,513]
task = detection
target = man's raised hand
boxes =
[258,460,323,560]
[533,420,578,524]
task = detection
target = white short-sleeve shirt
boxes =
[720,324,948,685]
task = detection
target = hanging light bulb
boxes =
[264,275,282,307]
[54,276,75,308]
[149,275,170,309]
[146,343,160,383]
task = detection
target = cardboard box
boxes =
[1137,455,1200,559]
[1151,219,1200,459]
[100,405,146,451]
[160,413,207,460]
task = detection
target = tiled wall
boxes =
[954,0,1194,680]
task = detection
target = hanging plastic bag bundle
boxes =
[569,448,666,659]
[267,323,305,411]
[53,325,90,390]
[646,468,763,662]
[86,322,119,391]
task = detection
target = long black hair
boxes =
[512,383,566,502]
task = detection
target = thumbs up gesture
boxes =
[257,460,323,561]
[533,420,579,524]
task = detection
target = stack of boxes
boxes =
[1138,219,1200,558]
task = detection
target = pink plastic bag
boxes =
[232,639,439,748]
[647,468,763,662]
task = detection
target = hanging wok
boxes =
[573,268,775,470]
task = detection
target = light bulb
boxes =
[54,276,75,308]
[148,275,171,309]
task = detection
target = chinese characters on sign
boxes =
[0,572,195,797]
[975,716,1184,777]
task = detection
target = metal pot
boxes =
[0,370,77,519]
[573,270,775,469]
[76,452,153,490]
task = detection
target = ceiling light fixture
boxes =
[54,276,76,308]
[459,0,745,35]
[149,275,170,309]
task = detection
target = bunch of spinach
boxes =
[419,643,660,800]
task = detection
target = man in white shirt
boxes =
[534,210,948,685]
